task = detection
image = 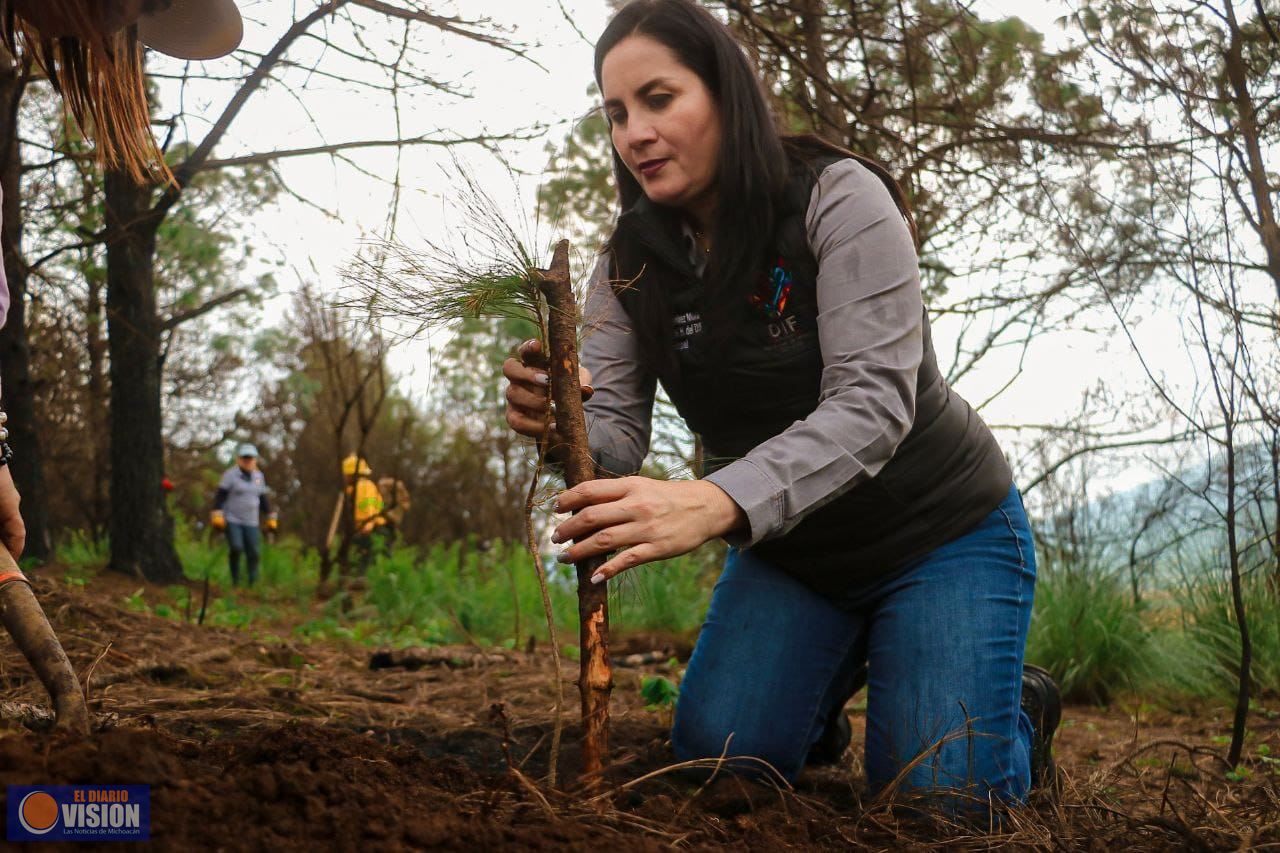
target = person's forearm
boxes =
[699,480,749,541]
[213,487,229,510]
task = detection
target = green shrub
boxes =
[1139,621,1222,705]
[62,563,93,588]
[609,543,718,635]
[257,538,321,597]
[640,674,680,710]
[364,538,579,648]
[1179,575,1280,699]
[177,522,317,602]
[1027,569,1157,704]
[66,519,721,651]
[356,537,716,648]
[177,527,228,586]
[122,587,150,614]
[199,594,281,630]
[56,531,109,572]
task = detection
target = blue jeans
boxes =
[672,485,1037,808]
[225,523,260,586]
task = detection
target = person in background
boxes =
[376,475,411,538]
[211,443,276,587]
[341,454,385,573]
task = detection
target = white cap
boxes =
[138,0,244,61]
[235,443,258,458]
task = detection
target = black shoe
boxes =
[1021,663,1062,789]
[806,663,868,766]
[807,707,852,766]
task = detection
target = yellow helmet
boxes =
[341,454,372,477]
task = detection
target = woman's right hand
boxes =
[503,339,593,440]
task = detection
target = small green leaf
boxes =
[640,675,679,710]
[1226,766,1250,782]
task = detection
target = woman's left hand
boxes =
[552,477,747,583]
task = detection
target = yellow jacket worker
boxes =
[342,455,385,535]
[340,455,387,574]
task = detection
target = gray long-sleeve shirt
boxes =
[579,158,923,548]
[215,465,271,527]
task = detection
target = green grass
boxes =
[59,516,1277,716]
[610,544,719,634]
[145,520,718,649]
[1026,569,1159,705]
[1026,550,1280,710]
[1177,575,1280,699]
[356,538,576,648]
[56,530,109,572]
[351,538,717,648]
[1139,621,1223,706]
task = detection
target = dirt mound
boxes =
[0,566,1275,850]
[0,723,655,851]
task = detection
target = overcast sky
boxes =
[153,0,615,406]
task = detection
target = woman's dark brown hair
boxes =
[594,0,915,366]
[2,0,164,180]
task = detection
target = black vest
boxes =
[608,155,1013,605]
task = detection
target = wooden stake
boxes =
[533,239,613,779]
[0,545,90,734]
[324,491,345,550]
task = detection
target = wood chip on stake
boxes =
[531,239,613,780]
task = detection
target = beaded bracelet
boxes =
[0,410,11,468]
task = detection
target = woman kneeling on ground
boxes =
[503,0,1060,814]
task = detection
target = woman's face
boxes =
[600,34,722,223]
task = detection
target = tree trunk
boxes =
[104,169,181,583]
[1270,424,1279,599]
[0,54,51,562]
[1127,544,1141,606]
[799,0,843,142]
[1224,424,1250,769]
[86,272,110,541]
[1222,4,1280,305]
[534,240,612,779]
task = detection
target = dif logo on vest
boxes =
[7,785,150,841]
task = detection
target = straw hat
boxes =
[137,0,243,60]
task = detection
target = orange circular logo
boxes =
[18,791,59,834]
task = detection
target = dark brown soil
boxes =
[0,566,1276,850]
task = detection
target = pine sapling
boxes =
[531,239,612,777]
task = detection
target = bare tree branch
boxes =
[161,287,249,331]
[194,131,535,172]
